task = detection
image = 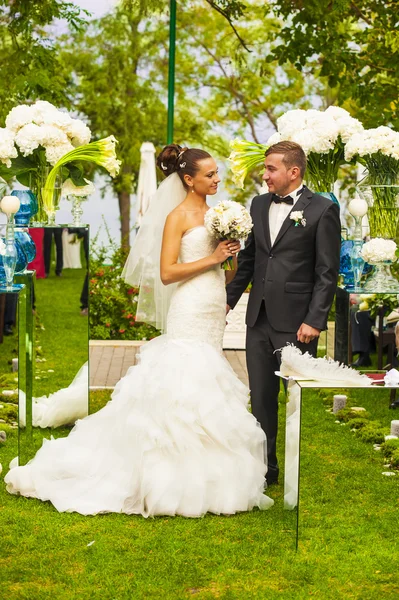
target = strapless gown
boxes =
[5,226,273,516]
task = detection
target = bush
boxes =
[335,408,370,423]
[355,426,387,444]
[347,417,369,430]
[380,438,399,459]
[89,239,161,342]
[389,449,399,469]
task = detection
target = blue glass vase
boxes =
[12,189,38,226]
[0,231,36,282]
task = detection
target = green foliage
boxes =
[380,438,399,459]
[89,238,161,341]
[347,417,370,430]
[390,449,399,469]
[0,0,89,122]
[268,0,399,128]
[355,426,387,444]
[335,407,370,422]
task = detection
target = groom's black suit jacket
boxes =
[226,186,341,333]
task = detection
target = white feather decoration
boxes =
[280,345,372,386]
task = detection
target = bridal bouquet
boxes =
[204,200,253,269]
[345,126,399,239]
[267,106,363,192]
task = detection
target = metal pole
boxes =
[167,0,177,144]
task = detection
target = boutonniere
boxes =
[290,211,306,227]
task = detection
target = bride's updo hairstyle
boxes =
[157,143,211,190]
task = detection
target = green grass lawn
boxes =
[1,278,399,599]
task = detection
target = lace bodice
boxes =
[166,226,226,351]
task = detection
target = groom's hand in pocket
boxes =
[297,323,320,344]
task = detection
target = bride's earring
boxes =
[190,186,195,193]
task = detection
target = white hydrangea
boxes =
[266,131,282,146]
[325,106,363,142]
[45,141,75,166]
[40,125,70,147]
[0,128,18,167]
[5,104,35,133]
[14,123,44,156]
[345,126,399,161]
[361,238,397,264]
[275,107,363,155]
[4,100,92,162]
[68,119,91,147]
[62,178,95,197]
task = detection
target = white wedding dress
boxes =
[5,226,273,516]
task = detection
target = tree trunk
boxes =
[118,190,131,249]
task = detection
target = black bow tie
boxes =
[272,194,294,205]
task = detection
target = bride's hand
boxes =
[211,240,240,265]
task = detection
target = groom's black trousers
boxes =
[246,301,317,480]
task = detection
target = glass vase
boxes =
[12,190,38,227]
[2,215,17,289]
[42,186,62,226]
[362,261,399,293]
[357,172,399,240]
[68,195,87,226]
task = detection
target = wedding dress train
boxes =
[5,226,273,516]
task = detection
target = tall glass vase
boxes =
[357,172,399,240]
[29,166,63,226]
[3,215,17,289]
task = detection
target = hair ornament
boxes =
[179,162,187,169]
[160,162,168,171]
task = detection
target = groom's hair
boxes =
[265,142,307,178]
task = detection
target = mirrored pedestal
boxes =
[282,374,399,550]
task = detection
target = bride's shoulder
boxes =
[164,207,189,234]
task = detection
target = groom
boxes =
[226,141,341,485]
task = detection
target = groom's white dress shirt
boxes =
[268,184,304,246]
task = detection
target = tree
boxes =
[59,1,170,247]
[0,0,88,122]
[267,0,399,128]
[166,0,324,199]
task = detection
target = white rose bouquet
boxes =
[345,126,399,239]
[204,200,253,269]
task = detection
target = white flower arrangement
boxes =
[228,107,363,193]
[0,238,6,256]
[62,178,95,198]
[360,238,397,264]
[267,107,363,192]
[4,100,91,166]
[204,200,253,268]
[345,126,399,162]
[289,210,306,227]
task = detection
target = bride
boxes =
[5,144,274,517]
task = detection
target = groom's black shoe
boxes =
[265,468,279,487]
[265,475,278,487]
[351,352,372,367]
